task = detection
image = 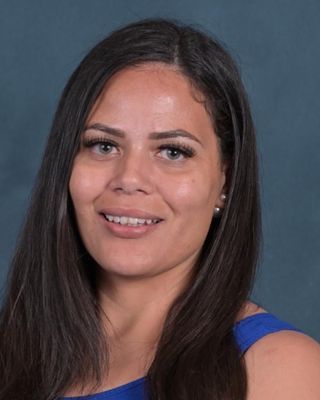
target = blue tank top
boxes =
[61,313,300,400]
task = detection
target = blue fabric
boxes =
[232,312,300,355]
[61,313,301,399]
[62,377,147,400]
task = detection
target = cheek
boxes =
[163,173,218,216]
[69,163,103,207]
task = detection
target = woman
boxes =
[0,18,319,400]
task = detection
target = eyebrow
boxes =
[84,123,202,145]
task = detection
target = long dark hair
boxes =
[0,19,261,400]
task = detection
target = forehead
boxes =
[86,63,215,137]
[97,62,205,104]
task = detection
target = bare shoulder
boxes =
[245,330,320,399]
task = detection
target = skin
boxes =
[67,63,320,397]
[245,330,320,399]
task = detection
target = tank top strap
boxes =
[233,312,301,355]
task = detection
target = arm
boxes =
[245,330,320,399]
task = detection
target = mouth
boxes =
[98,208,164,238]
[102,214,162,227]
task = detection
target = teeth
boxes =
[104,214,159,226]
[120,216,128,225]
[128,217,138,225]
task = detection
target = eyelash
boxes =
[82,137,118,152]
[82,137,196,159]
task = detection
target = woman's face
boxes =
[69,63,226,282]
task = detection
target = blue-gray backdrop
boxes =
[0,0,319,340]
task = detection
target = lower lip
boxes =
[100,215,162,239]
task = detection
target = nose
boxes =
[109,149,153,195]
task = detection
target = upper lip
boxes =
[99,208,163,220]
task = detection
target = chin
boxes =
[96,258,161,279]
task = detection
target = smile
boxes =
[103,214,161,226]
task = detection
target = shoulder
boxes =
[244,329,320,399]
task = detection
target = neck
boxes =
[94,258,196,387]
[97,262,194,345]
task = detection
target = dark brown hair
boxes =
[0,19,261,400]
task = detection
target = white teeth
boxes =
[120,216,128,225]
[104,214,159,226]
[128,217,138,225]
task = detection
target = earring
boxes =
[214,194,227,217]
[214,207,222,216]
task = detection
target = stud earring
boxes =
[214,194,227,217]
[214,207,222,216]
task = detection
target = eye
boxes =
[82,138,119,155]
[95,142,115,154]
[158,144,195,161]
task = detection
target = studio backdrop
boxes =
[0,0,319,340]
